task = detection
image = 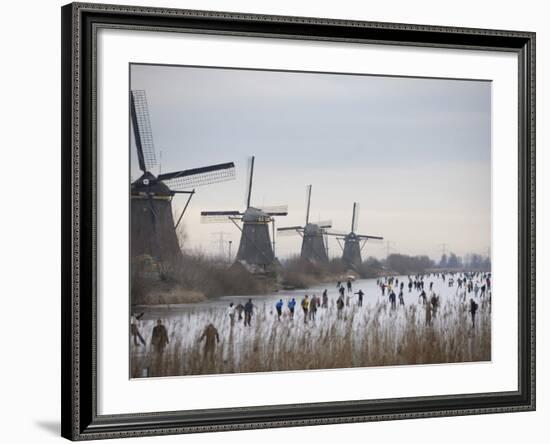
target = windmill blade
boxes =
[352,202,360,233]
[158,162,236,191]
[130,90,157,173]
[258,205,288,216]
[305,184,312,225]
[244,156,255,208]
[277,229,302,237]
[315,220,332,229]
[201,211,241,216]
[277,225,303,231]
[324,230,348,237]
[357,234,384,241]
[200,210,241,224]
[200,216,236,224]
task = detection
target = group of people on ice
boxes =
[131,272,492,366]
[375,272,491,328]
[377,276,407,309]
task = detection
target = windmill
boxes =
[325,202,383,269]
[200,156,288,272]
[277,185,332,263]
[130,89,236,267]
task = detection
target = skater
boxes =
[244,299,254,327]
[408,281,412,292]
[430,293,440,318]
[235,303,245,321]
[130,314,146,346]
[151,319,169,354]
[398,289,404,306]
[227,302,236,327]
[301,295,309,324]
[336,295,345,319]
[309,295,318,321]
[347,279,353,293]
[339,285,345,298]
[389,290,397,310]
[275,299,284,321]
[288,298,296,320]
[419,289,427,305]
[354,289,364,307]
[322,289,328,308]
[469,298,479,328]
[199,323,220,361]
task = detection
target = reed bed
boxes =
[130,291,491,378]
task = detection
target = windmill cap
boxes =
[131,172,173,196]
[303,223,322,234]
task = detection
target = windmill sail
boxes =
[158,162,236,190]
[305,184,312,225]
[324,230,348,237]
[316,220,332,229]
[257,205,288,216]
[201,210,242,223]
[277,225,303,232]
[357,234,384,240]
[352,202,360,233]
[277,226,303,236]
[244,156,255,208]
[130,90,157,173]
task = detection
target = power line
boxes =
[437,243,449,257]
[384,240,397,258]
[211,231,231,258]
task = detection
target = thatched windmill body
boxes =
[130,90,236,267]
[277,185,332,263]
[201,156,287,272]
[325,202,383,269]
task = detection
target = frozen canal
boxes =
[131,273,492,377]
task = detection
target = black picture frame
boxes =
[61,2,536,440]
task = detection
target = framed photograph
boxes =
[61,2,536,440]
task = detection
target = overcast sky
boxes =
[130,63,491,260]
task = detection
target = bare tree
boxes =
[176,222,188,252]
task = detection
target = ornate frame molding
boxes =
[61,2,535,440]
